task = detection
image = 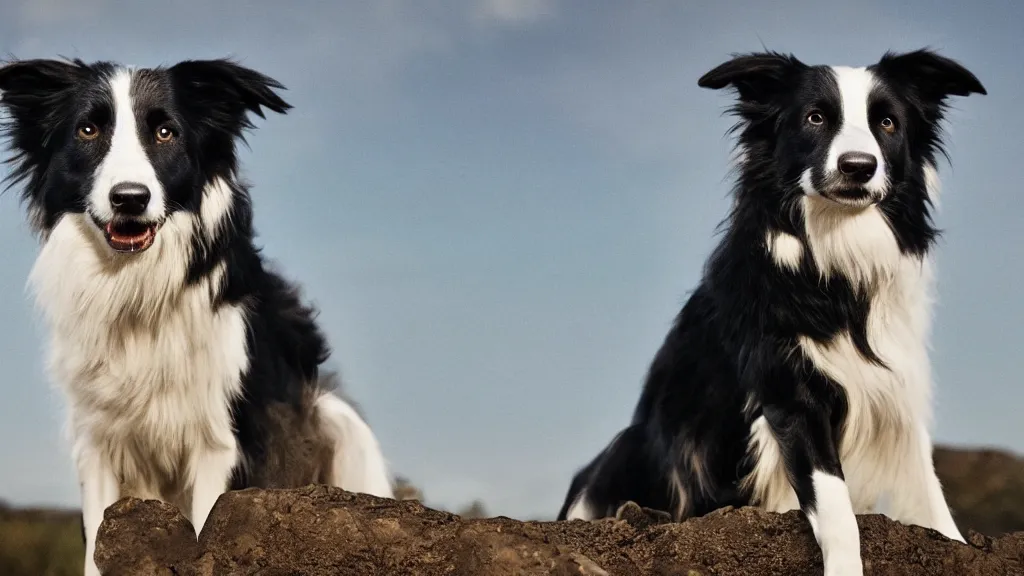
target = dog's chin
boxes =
[818,186,881,209]
[90,215,160,254]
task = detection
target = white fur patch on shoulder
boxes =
[200,177,236,238]
[765,229,804,272]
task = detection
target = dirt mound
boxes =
[936,446,1024,537]
[94,485,1024,576]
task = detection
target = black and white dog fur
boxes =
[557,49,985,575]
[0,58,395,576]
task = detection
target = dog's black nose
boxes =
[837,152,878,184]
[109,183,151,215]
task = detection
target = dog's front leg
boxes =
[76,440,120,576]
[762,403,863,576]
[190,443,239,537]
[888,423,964,542]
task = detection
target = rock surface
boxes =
[95,485,1024,576]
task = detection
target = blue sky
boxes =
[0,0,1020,520]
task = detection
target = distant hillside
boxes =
[934,445,1024,536]
[0,502,82,576]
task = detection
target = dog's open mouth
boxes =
[103,219,158,253]
[823,187,880,208]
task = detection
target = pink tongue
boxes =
[106,223,149,243]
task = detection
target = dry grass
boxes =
[0,503,84,576]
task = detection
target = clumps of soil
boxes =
[95,485,1024,575]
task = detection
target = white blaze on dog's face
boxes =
[814,67,890,205]
[86,68,171,252]
[789,65,899,209]
[0,58,291,254]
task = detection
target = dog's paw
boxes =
[614,500,673,529]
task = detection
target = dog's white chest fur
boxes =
[802,201,934,511]
[29,213,248,502]
[754,198,936,513]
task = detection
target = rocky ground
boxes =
[3,445,1024,576]
[95,485,1023,576]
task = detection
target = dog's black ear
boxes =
[169,59,292,136]
[0,59,81,140]
[0,58,80,103]
[698,52,806,102]
[875,49,986,102]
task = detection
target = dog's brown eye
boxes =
[77,123,100,140]
[155,125,175,143]
[806,111,825,126]
[880,117,896,134]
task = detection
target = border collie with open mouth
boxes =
[0,58,395,576]
[557,49,985,575]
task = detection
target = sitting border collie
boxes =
[0,58,395,575]
[557,49,985,575]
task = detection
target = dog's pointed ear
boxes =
[0,58,80,101]
[875,49,986,102]
[698,52,806,102]
[0,59,81,138]
[168,59,292,136]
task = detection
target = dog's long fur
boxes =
[0,58,394,576]
[557,49,985,575]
